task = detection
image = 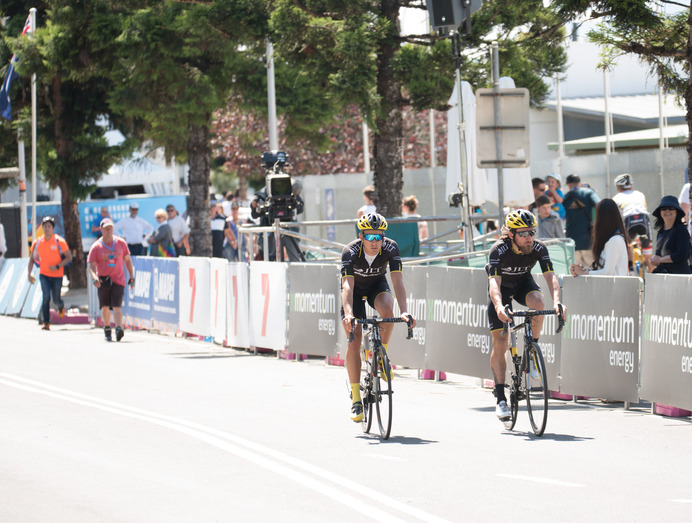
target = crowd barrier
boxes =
[1,256,691,414]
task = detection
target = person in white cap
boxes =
[88,218,135,341]
[114,202,153,256]
[544,173,565,221]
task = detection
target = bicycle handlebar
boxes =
[502,304,565,335]
[347,316,414,342]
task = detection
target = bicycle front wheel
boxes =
[503,384,519,431]
[526,342,549,436]
[361,344,373,434]
[374,349,393,439]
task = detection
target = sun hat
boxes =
[652,195,684,219]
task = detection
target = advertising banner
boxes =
[287,263,340,357]
[123,256,154,330]
[249,262,287,351]
[151,258,179,333]
[4,259,32,315]
[226,263,251,349]
[0,259,23,314]
[641,273,692,410]
[209,258,228,342]
[386,265,428,370]
[20,266,42,319]
[179,257,211,337]
[560,275,640,402]
[424,267,492,378]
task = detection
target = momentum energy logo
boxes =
[563,310,635,344]
[426,297,487,327]
[291,289,337,336]
[644,312,692,349]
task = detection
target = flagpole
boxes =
[30,8,37,243]
[18,131,27,257]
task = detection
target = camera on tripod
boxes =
[256,151,299,222]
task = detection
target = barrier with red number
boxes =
[226,262,251,349]
[178,256,211,337]
[209,258,227,342]
[249,261,287,350]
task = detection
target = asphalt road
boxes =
[1,316,691,522]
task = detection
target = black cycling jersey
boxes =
[485,237,554,288]
[341,237,403,286]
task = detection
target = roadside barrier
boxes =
[2,256,691,415]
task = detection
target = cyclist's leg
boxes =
[369,279,395,345]
[488,292,511,412]
[516,277,544,339]
[342,297,365,421]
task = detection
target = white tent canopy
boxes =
[446,77,533,209]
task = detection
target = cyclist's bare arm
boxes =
[543,271,564,316]
[390,271,416,328]
[341,275,356,333]
[489,276,510,323]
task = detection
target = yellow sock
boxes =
[351,383,361,403]
[382,343,389,353]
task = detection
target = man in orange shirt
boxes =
[27,216,72,330]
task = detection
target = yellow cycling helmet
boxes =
[357,212,388,231]
[505,209,537,229]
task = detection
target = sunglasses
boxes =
[515,230,536,238]
[660,207,676,212]
[364,233,384,242]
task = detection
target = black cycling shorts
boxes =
[341,277,392,320]
[487,277,542,332]
[97,276,125,309]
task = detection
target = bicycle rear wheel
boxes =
[526,343,549,436]
[374,349,393,439]
[361,345,373,434]
[502,384,519,430]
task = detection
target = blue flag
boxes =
[0,62,19,120]
[0,15,32,121]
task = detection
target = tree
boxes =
[1,2,137,288]
[566,1,692,174]
[107,0,269,257]
[269,0,568,216]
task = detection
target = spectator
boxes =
[649,195,691,275]
[528,177,546,213]
[114,202,153,256]
[221,190,235,217]
[613,174,653,264]
[563,174,600,268]
[223,201,247,262]
[88,218,135,342]
[211,202,234,259]
[166,204,190,256]
[570,199,628,276]
[148,209,176,257]
[357,185,376,218]
[0,218,6,257]
[401,194,429,241]
[677,178,691,234]
[535,194,564,239]
[91,206,110,239]
[26,216,72,330]
[545,173,565,221]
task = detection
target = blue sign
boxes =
[151,258,179,327]
[123,256,154,328]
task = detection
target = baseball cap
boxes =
[42,215,56,226]
[129,202,139,210]
[100,218,114,228]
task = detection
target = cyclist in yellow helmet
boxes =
[486,209,564,423]
[341,212,416,422]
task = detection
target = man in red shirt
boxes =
[26,216,73,330]
[87,218,135,342]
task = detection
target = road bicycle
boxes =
[349,316,413,439]
[501,304,564,436]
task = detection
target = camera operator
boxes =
[250,151,304,261]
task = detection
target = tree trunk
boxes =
[52,72,86,288]
[372,0,404,218]
[188,121,212,257]
[61,181,86,288]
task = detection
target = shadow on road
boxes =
[356,434,438,445]
[501,430,594,442]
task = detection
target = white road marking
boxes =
[0,373,450,523]
[497,473,585,488]
[671,499,692,504]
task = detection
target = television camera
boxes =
[254,151,301,223]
